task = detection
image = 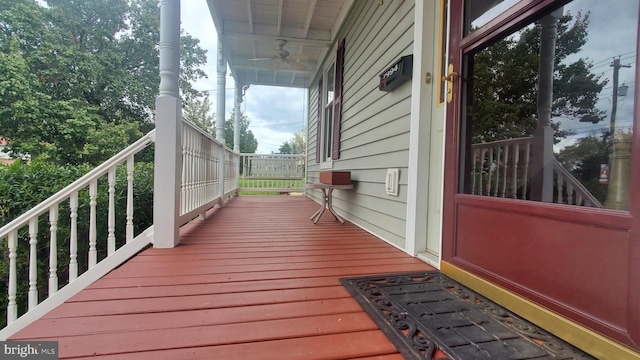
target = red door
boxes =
[442,0,640,352]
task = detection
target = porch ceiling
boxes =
[206,0,353,88]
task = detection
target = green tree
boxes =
[471,11,607,143]
[0,37,142,165]
[278,142,292,154]
[0,0,208,165]
[225,109,258,153]
[557,134,609,204]
[279,130,306,154]
[183,93,215,136]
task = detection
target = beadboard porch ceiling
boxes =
[206,0,354,88]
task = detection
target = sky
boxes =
[180,2,307,154]
[477,0,637,152]
[552,0,637,151]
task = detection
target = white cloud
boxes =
[180,1,307,154]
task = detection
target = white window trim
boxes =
[320,60,336,169]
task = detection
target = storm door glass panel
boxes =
[464,0,519,35]
[459,0,638,211]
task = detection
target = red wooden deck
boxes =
[10,196,435,359]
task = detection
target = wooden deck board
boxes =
[10,196,436,359]
[71,331,399,360]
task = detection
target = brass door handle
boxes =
[442,64,457,103]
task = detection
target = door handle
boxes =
[442,64,457,103]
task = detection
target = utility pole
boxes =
[609,58,631,135]
[606,57,632,210]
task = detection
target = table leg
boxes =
[311,188,328,224]
[326,188,345,223]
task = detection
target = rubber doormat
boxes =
[340,272,595,360]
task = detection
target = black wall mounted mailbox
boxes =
[379,55,413,92]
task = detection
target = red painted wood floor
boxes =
[10,196,436,359]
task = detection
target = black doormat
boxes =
[340,272,595,360]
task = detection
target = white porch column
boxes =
[530,8,562,202]
[406,0,437,263]
[216,38,227,205]
[153,0,182,248]
[234,82,243,187]
[234,82,242,153]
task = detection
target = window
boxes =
[322,62,335,164]
[316,38,345,164]
[458,0,638,211]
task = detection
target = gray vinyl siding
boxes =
[307,0,415,249]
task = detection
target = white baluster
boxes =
[89,179,97,268]
[557,174,564,203]
[48,206,59,296]
[126,156,134,243]
[107,168,116,256]
[471,148,478,195]
[7,230,18,324]
[187,129,193,212]
[28,217,38,310]
[501,145,509,197]
[567,184,574,205]
[69,192,78,281]
[512,144,520,199]
[181,131,187,215]
[522,144,531,200]
[491,146,499,197]
[479,149,486,195]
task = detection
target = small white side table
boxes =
[304,183,353,224]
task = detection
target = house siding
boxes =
[308,0,415,250]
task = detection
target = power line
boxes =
[251,121,305,128]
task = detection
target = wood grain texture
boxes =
[10,196,435,359]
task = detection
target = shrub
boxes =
[0,159,154,327]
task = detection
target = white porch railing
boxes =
[0,130,157,338]
[240,153,305,192]
[179,119,237,224]
[470,137,602,207]
[0,118,239,339]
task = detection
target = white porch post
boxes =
[216,38,226,205]
[530,8,562,202]
[406,0,436,261]
[153,0,182,248]
[234,81,242,153]
[234,82,243,189]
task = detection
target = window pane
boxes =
[459,0,638,211]
[324,107,333,160]
[326,63,335,104]
[464,0,519,35]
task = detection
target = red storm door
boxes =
[442,0,640,351]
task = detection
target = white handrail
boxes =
[1,118,241,333]
[1,129,155,327]
[179,118,239,224]
[0,130,155,239]
[553,158,603,208]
